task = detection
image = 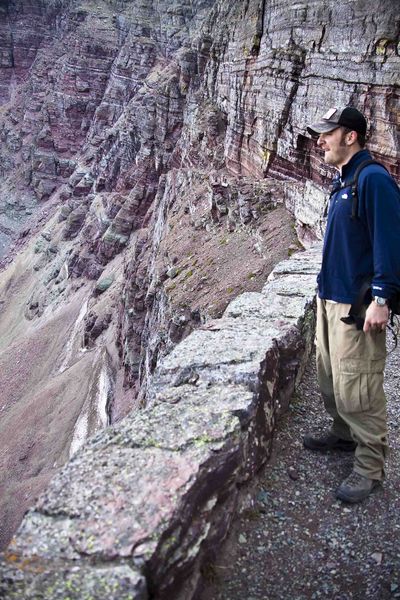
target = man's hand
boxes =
[363,301,389,333]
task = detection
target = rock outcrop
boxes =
[0,245,320,600]
[0,0,399,589]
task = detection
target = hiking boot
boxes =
[336,471,380,503]
[303,432,357,452]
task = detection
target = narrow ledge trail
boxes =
[201,342,400,600]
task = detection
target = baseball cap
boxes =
[307,107,367,137]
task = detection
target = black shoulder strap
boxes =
[340,279,372,330]
[350,159,390,220]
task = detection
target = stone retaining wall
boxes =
[0,245,321,600]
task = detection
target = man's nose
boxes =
[316,135,324,147]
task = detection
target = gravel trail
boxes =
[201,339,400,600]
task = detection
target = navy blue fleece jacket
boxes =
[318,149,400,304]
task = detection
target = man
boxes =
[304,106,400,503]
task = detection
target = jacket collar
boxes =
[341,149,371,181]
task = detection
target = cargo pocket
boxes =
[338,357,385,414]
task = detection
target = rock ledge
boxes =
[0,245,321,600]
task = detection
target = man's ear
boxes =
[347,130,358,146]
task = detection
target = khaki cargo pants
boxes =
[316,297,388,480]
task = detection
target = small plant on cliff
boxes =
[201,560,219,584]
[251,34,261,55]
[183,269,194,281]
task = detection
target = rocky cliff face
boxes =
[0,0,398,562]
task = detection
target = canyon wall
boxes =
[0,0,399,594]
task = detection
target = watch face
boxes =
[375,297,386,306]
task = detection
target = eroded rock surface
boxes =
[0,245,320,600]
[0,0,398,592]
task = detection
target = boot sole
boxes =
[336,481,381,504]
[303,440,357,452]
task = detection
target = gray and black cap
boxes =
[307,107,367,137]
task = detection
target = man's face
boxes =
[316,127,353,169]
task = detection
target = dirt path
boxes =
[201,341,400,600]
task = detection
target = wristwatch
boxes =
[373,296,388,306]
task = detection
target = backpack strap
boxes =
[348,159,390,220]
[340,278,372,330]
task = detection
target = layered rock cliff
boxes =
[0,0,399,592]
